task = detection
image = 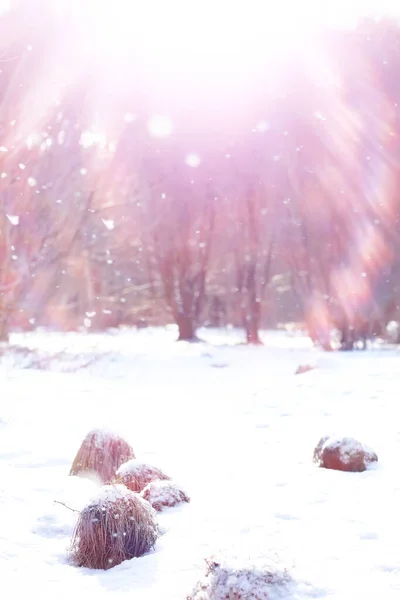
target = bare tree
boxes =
[230,186,276,344]
[145,181,216,341]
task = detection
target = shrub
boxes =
[313,436,378,472]
[69,429,135,483]
[187,556,292,600]
[113,459,171,493]
[141,480,190,511]
[69,484,158,570]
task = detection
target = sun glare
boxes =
[80,0,400,68]
[148,115,173,137]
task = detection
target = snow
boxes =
[102,219,115,230]
[84,428,128,449]
[87,483,139,507]
[116,459,167,478]
[1,326,400,598]
[6,214,19,225]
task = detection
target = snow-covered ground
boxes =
[1,326,400,598]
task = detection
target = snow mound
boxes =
[314,436,378,472]
[140,479,190,511]
[187,556,294,600]
[115,459,171,492]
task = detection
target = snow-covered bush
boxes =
[69,484,158,570]
[69,429,135,483]
[114,459,171,493]
[313,436,378,472]
[295,363,314,375]
[141,479,189,511]
[187,556,293,600]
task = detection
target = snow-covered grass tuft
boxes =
[313,435,378,472]
[187,555,293,600]
[114,459,171,492]
[141,479,190,512]
[70,429,135,483]
[69,484,158,570]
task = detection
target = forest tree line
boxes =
[1,3,400,350]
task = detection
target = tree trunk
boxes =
[245,320,262,344]
[339,323,355,351]
[176,314,197,342]
[244,302,262,345]
[0,318,9,343]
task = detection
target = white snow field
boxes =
[1,326,400,599]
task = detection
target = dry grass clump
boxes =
[313,435,378,472]
[141,480,190,511]
[69,429,135,483]
[113,459,171,493]
[69,484,158,570]
[187,556,292,600]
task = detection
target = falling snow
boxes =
[185,153,201,168]
[102,219,115,230]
